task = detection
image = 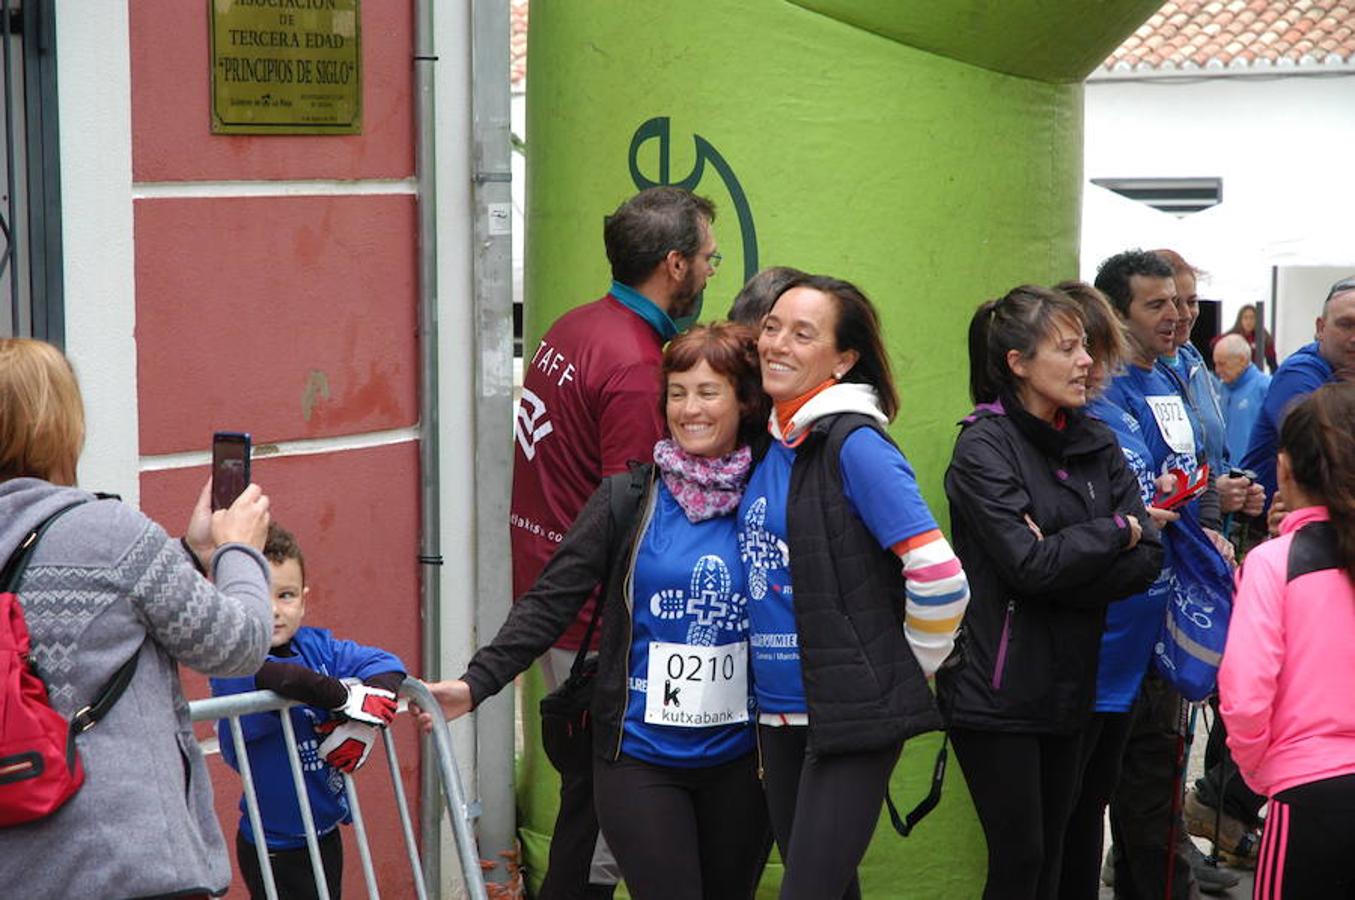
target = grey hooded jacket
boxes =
[0,478,271,899]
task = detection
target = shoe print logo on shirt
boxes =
[514,387,554,460]
[649,554,748,646]
[739,497,788,601]
[1119,445,1156,506]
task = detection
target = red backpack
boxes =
[0,502,137,827]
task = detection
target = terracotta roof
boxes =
[511,0,528,86]
[1103,0,1355,75]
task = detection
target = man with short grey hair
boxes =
[1240,276,1355,507]
[1213,333,1270,467]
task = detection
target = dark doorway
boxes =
[0,0,63,344]
[1193,299,1221,371]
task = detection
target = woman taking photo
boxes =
[0,338,273,898]
[424,323,769,900]
[1220,382,1355,898]
[938,286,1163,900]
[739,274,970,900]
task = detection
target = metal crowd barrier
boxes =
[189,678,488,900]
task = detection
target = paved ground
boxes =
[1099,712,1257,899]
[1097,837,1255,899]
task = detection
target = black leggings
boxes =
[1256,773,1355,899]
[237,826,343,900]
[758,725,901,900]
[950,727,1083,900]
[1059,712,1134,900]
[592,752,768,900]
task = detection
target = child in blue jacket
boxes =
[212,523,405,900]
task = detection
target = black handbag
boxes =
[539,612,603,775]
[539,464,647,775]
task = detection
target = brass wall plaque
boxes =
[210,0,362,135]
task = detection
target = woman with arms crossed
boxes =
[739,274,970,900]
[938,286,1163,900]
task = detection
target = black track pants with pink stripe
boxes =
[1255,773,1355,899]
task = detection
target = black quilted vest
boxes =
[785,413,944,754]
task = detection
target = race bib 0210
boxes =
[1145,394,1197,457]
[644,641,749,728]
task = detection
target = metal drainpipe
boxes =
[415,0,516,893]
[468,0,517,889]
[413,0,443,892]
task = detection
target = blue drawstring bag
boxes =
[1152,505,1234,701]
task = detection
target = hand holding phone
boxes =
[211,483,271,551]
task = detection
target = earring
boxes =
[833,371,843,380]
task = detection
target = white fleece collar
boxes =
[769,382,888,445]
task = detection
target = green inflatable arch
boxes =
[518,2,1161,895]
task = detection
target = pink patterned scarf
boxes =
[652,439,753,523]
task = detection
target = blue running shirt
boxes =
[623,481,754,767]
[738,427,939,715]
[1087,395,1172,713]
[1104,364,1203,481]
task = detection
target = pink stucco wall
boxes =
[142,446,424,897]
[133,194,418,454]
[130,3,425,895]
[130,0,414,181]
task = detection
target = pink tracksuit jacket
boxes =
[1219,505,1355,798]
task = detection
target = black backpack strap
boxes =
[0,501,90,591]
[608,461,650,543]
[884,734,949,837]
[567,463,651,679]
[2,498,141,737]
[69,651,140,734]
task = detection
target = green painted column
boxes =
[519,2,1161,895]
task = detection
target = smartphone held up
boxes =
[211,432,252,511]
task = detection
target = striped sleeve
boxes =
[893,528,970,677]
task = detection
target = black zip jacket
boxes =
[458,464,674,761]
[786,413,945,754]
[936,399,1164,734]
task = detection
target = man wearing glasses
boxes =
[510,185,718,900]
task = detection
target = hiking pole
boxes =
[1163,696,1196,900]
[1203,701,1225,865]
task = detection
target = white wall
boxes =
[1081,72,1355,359]
[1276,265,1351,357]
[58,3,140,504]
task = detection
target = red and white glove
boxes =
[315,719,380,773]
[331,680,397,727]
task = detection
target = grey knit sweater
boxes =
[0,478,271,898]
